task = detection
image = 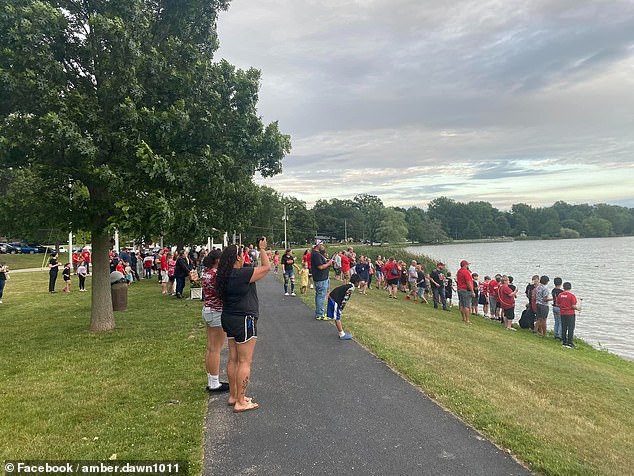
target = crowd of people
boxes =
[4,238,583,415]
[273,245,583,349]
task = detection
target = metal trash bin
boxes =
[110,271,128,311]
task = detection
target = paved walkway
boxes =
[203,274,531,475]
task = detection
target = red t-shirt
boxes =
[340,254,351,273]
[478,281,489,297]
[243,252,251,265]
[81,251,91,263]
[302,253,312,269]
[556,291,577,316]
[498,284,515,310]
[488,280,499,299]
[72,252,81,264]
[456,268,473,291]
[160,254,168,271]
[116,263,124,273]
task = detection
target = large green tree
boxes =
[0,1,289,330]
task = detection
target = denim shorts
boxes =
[202,307,222,328]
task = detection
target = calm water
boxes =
[409,236,634,360]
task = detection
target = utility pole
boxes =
[283,205,288,250]
[344,219,348,243]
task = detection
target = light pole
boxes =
[282,205,288,250]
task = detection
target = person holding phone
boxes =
[217,237,270,413]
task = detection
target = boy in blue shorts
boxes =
[321,274,361,340]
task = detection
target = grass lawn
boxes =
[1,253,54,270]
[0,271,209,473]
[295,277,634,476]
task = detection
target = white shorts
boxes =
[161,271,170,283]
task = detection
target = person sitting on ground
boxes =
[322,274,361,340]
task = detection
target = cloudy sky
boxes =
[216,0,634,210]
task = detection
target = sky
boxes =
[216,0,634,210]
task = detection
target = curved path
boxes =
[203,274,530,475]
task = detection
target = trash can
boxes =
[110,271,128,311]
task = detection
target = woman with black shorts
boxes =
[216,238,271,413]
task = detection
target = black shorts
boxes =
[504,308,515,320]
[387,278,399,286]
[221,313,258,344]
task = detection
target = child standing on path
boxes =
[321,274,361,340]
[77,261,87,292]
[556,282,582,348]
[62,263,72,293]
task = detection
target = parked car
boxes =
[30,243,54,254]
[8,242,40,254]
[0,243,13,254]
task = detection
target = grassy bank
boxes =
[0,253,52,269]
[294,275,634,475]
[0,271,208,473]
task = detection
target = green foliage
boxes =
[0,0,290,328]
[375,208,407,244]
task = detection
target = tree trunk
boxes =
[89,229,115,331]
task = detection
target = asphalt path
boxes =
[203,274,531,475]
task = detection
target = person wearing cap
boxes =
[429,262,448,310]
[456,260,475,324]
[311,240,333,319]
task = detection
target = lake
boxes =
[408,236,634,360]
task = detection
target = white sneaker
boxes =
[284,292,289,296]
[291,292,297,296]
[310,284,314,289]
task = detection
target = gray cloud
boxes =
[218,0,634,208]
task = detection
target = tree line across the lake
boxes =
[236,191,634,245]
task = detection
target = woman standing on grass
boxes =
[217,238,270,413]
[0,263,8,303]
[173,250,191,299]
[200,249,229,394]
[48,252,62,293]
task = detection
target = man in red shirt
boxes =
[488,274,501,320]
[81,248,91,274]
[456,260,475,324]
[555,282,582,348]
[498,276,518,330]
[382,257,400,299]
[340,252,351,284]
[72,250,81,275]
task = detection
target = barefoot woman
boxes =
[217,238,270,412]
